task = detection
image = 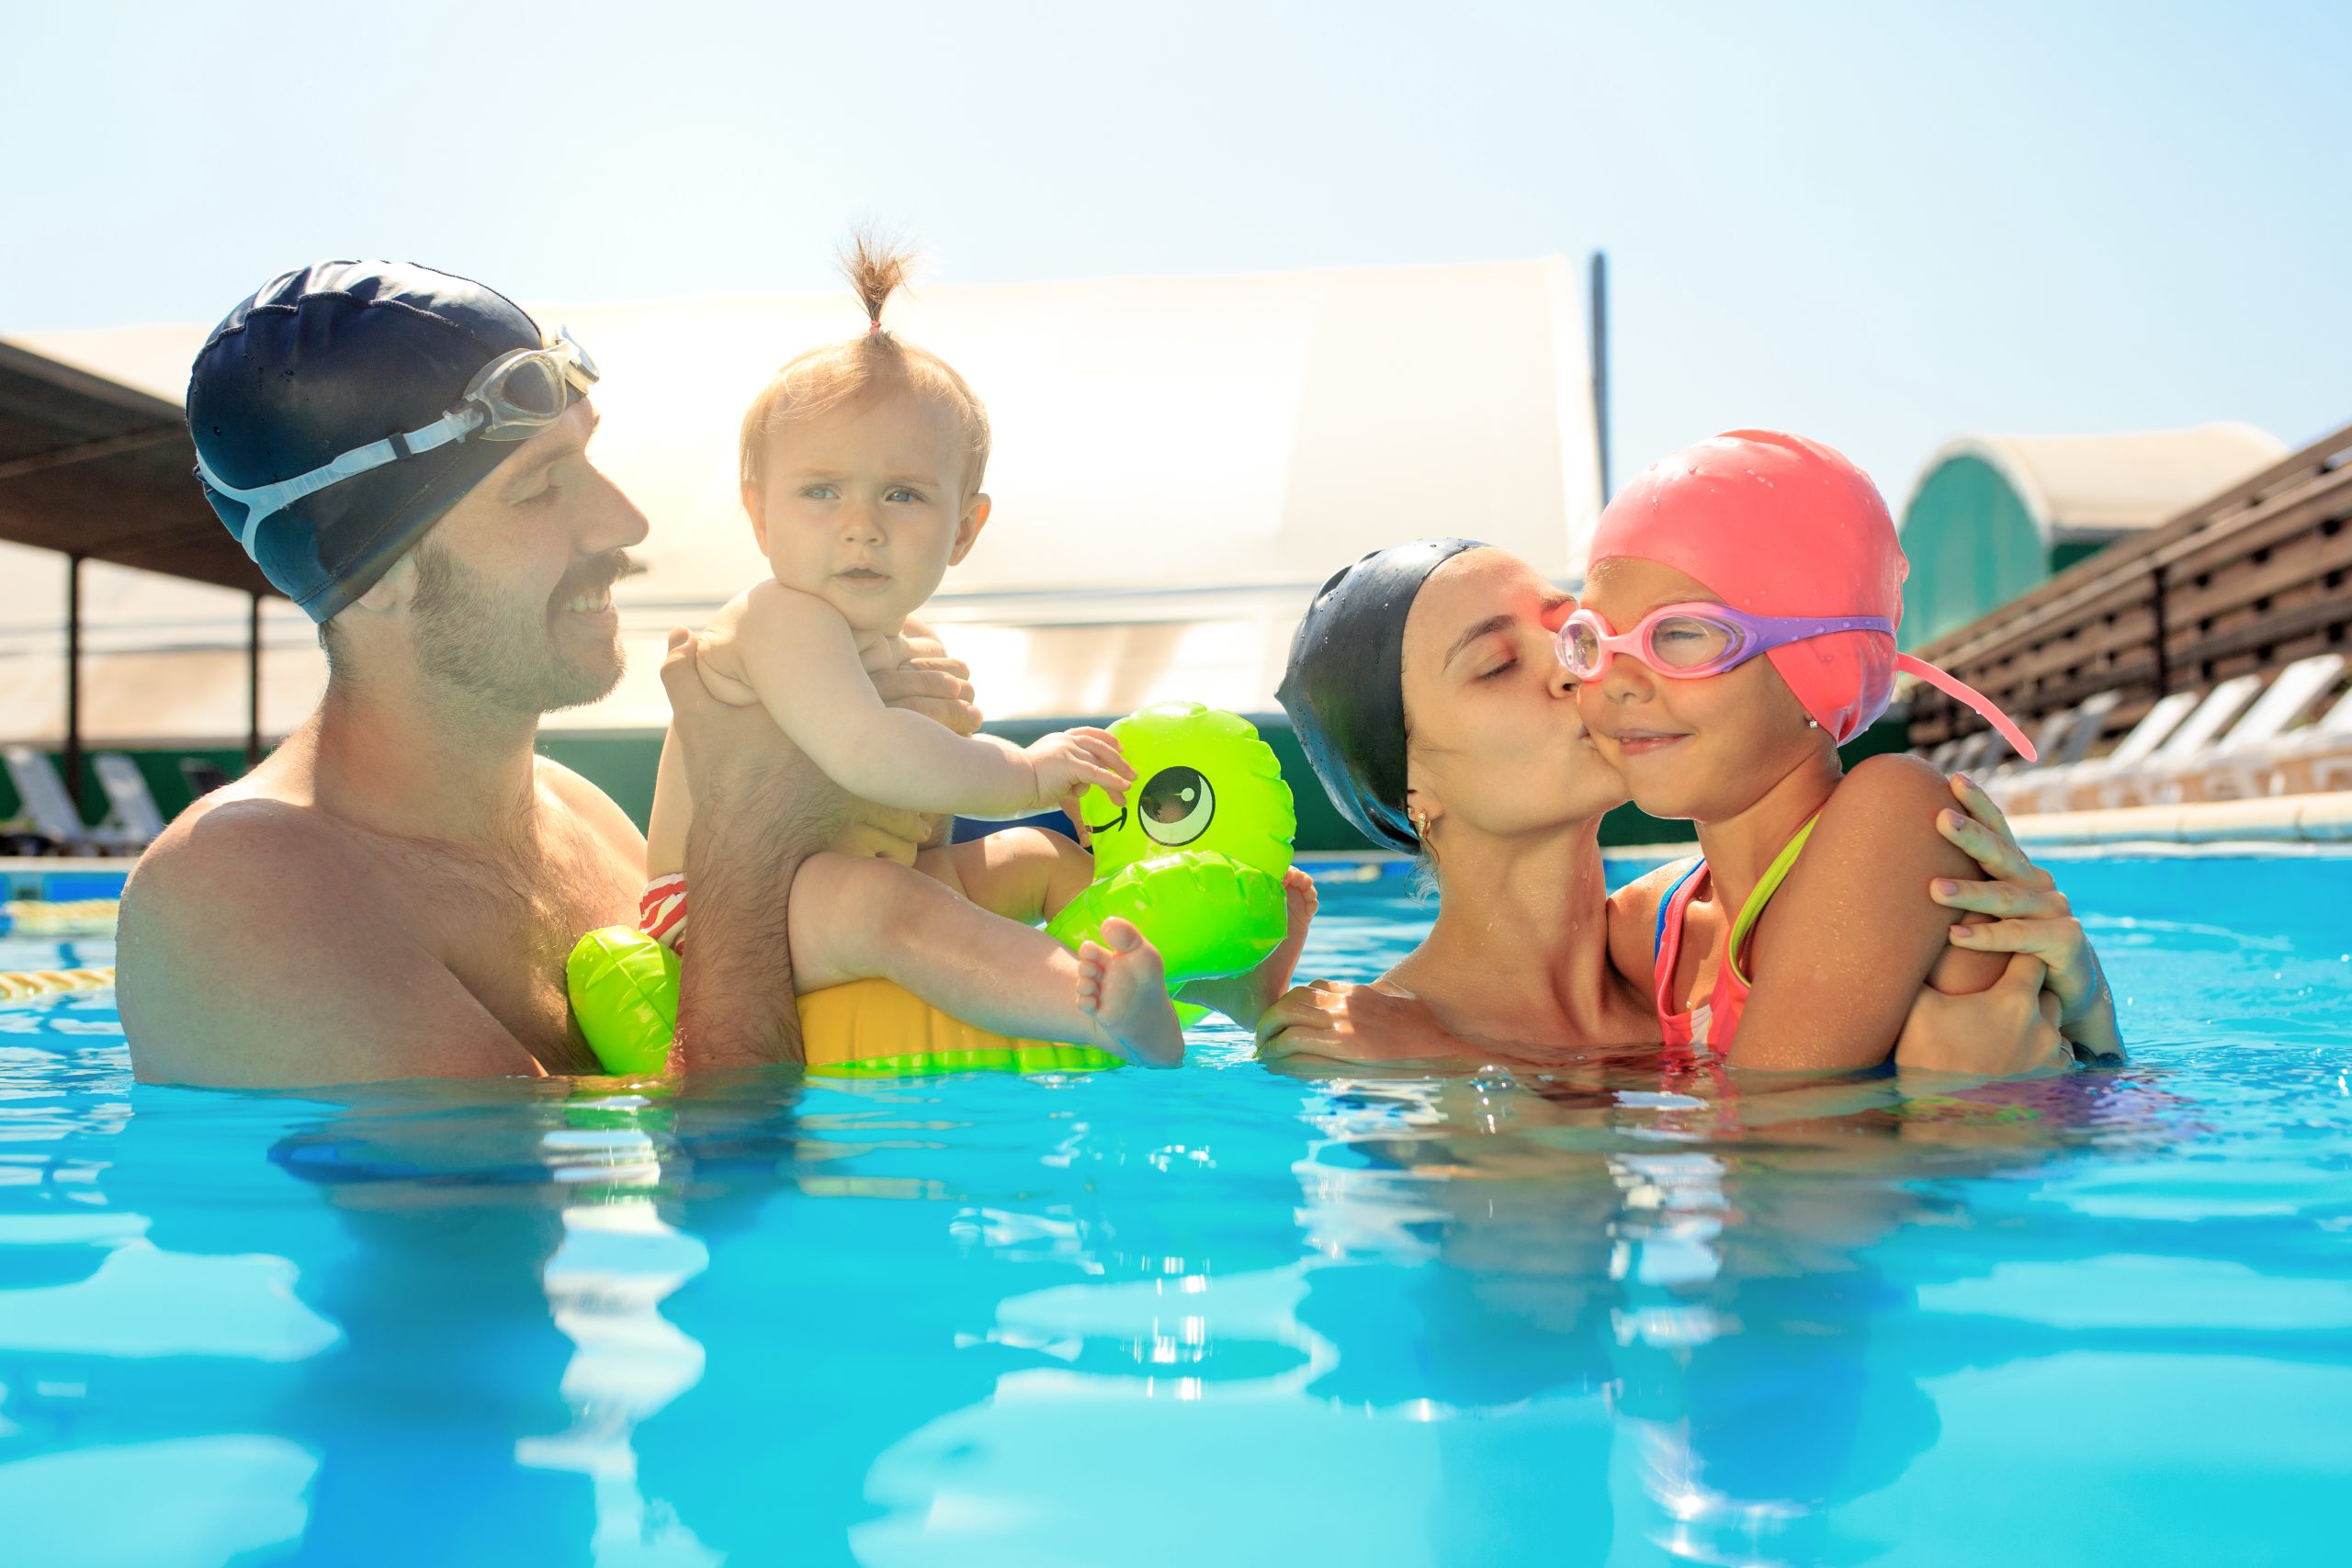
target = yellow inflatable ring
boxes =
[797,977,1123,1077]
[567,927,1122,1077]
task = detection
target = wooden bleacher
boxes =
[1908,418,2352,756]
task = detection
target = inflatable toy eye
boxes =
[1139,766,1216,846]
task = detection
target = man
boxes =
[119,261,972,1085]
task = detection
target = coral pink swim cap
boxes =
[1587,430,2033,758]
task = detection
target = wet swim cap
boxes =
[1277,538,1483,852]
[187,261,550,622]
[1588,430,2033,757]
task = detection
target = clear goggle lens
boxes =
[1645,613,1740,671]
[1558,611,1742,679]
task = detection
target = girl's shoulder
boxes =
[1817,752,1958,844]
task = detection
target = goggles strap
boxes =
[1894,654,2038,762]
[203,405,488,557]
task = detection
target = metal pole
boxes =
[246,592,264,769]
[1589,251,1613,502]
[63,553,83,816]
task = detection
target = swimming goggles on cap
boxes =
[1557,601,2038,760]
[198,326,600,557]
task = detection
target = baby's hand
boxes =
[1022,728,1133,813]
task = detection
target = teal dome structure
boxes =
[1897,424,2286,649]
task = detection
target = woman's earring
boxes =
[1410,807,1431,840]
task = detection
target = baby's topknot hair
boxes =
[842,231,912,333]
[739,228,991,502]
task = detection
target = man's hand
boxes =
[865,625,981,736]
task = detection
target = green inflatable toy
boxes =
[566,702,1295,1077]
[1045,703,1295,979]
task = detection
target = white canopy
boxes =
[1,258,1600,742]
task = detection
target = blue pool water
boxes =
[1,854,2348,1567]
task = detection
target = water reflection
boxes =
[0,976,2314,1568]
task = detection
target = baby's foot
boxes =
[1077,918,1185,1067]
[1177,866,1320,1029]
[1255,867,1319,1012]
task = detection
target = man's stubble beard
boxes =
[409,541,628,715]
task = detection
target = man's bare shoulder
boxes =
[536,755,646,857]
[118,783,540,1087]
[125,786,367,918]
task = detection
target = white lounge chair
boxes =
[1977,692,2121,788]
[91,752,169,850]
[1944,730,2007,778]
[2082,675,2265,810]
[6,747,103,855]
[1990,690,2198,816]
[2245,677,2352,797]
[2160,654,2346,803]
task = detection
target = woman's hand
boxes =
[1928,773,2124,1060]
[1256,978,1470,1064]
[1894,951,2075,1077]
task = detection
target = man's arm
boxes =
[659,628,935,1070]
[118,805,545,1087]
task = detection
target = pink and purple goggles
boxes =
[1555,602,1888,682]
[1556,600,2039,760]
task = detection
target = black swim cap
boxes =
[187,261,549,622]
[1277,538,1484,852]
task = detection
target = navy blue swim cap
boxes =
[187,261,550,622]
[1277,538,1484,852]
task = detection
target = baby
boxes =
[644,239,1182,1066]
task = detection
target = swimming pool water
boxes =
[1,855,2347,1566]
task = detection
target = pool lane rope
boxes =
[0,898,120,999]
[1,898,120,938]
[0,965,116,1000]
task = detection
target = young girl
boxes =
[644,239,1183,1066]
[1570,429,2120,1068]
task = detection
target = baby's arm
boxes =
[786,851,1182,1066]
[735,582,1128,817]
[1729,754,2007,1072]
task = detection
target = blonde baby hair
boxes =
[738,231,993,504]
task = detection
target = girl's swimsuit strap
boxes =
[1654,857,1706,959]
[1724,813,1822,990]
[1652,857,1710,1043]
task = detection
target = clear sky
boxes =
[6,0,2346,501]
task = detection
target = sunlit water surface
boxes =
[1,855,2347,1567]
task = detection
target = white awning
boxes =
[2,257,1600,739]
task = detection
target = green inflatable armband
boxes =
[567,925,679,1077]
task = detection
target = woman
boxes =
[1260,538,2118,1072]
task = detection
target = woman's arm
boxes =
[1717,754,2010,1072]
[1925,773,2124,1059]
